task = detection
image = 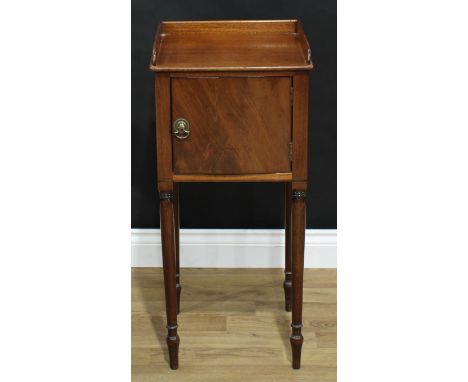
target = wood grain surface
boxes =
[150,20,313,72]
[172,77,292,175]
[132,268,336,381]
[172,173,292,182]
[155,74,172,182]
[292,72,310,181]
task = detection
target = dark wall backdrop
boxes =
[132,0,336,229]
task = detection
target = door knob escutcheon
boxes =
[172,118,190,139]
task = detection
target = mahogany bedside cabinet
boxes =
[149,20,313,370]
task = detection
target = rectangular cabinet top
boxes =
[149,20,313,72]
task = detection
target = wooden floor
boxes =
[132,268,336,382]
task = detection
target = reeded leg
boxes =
[159,189,180,369]
[290,189,306,369]
[284,183,292,312]
[174,184,181,314]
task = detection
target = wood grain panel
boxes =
[155,74,172,182]
[172,77,292,175]
[161,20,298,34]
[292,72,310,181]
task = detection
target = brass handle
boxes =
[172,118,190,139]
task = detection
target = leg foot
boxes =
[166,326,180,370]
[290,330,304,369]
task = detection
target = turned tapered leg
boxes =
[284,183,292,312]
[290,189,306,369]
[174,184,181,314]
[159,190,180,369]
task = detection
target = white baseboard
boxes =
[131,229,336,268]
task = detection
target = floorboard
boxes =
[132,268,336,381]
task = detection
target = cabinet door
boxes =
[171,77,292,174]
